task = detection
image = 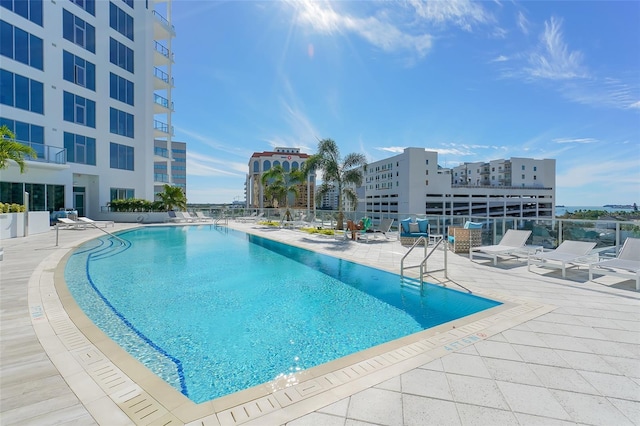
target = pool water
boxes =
[65,226,501,403]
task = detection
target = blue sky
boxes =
[170,1,640,206]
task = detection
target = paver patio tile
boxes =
[578,370,640,400]
[419,358,443,372]
[527,364,598,394]
[317,399,349,417]
[346,388,402,425]
[501,329,549,347]
[607,397,640,425]
[447,374,509,410]
[496,381,571,420]
[600,355,640,378]
[402,394,460,426]
[550,389,634,426]
[555,349,620,374]
[441,353,492,379]
[536,333,594,352]
[287,412,346,426]
[511,345,570,368]
[400,368,452,400]
[456,403,518,426]
[472,340,522,362]
[374,376,401,392]
[483,358,542,386]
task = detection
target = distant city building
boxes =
[359,148,556,219]
[246,147,315,209]
[154,140,187,197]
[0,0,176,216]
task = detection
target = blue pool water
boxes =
[65,226,501,403]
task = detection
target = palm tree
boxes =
[0,125,37,173]
[306,139,367,230]
[261,164,305,221]
[156,184,187,211]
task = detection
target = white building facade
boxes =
[0,0,175,217]
[360,148,556,221]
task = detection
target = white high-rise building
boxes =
[0,0,176,217]
[360,148,556,219]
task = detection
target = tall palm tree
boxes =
[156,184,187,211]
[261,164,305,221]
[0,125,37,173]
[306,139,367,230]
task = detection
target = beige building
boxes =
[246,147,315,210]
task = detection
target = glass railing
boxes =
[153,67,174,85]
[152,10,175,32]
[222,208,639,253]
[153,93,173,110]
[154,41,173,61]
[17,140,66,165]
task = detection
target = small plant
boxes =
[258,220,280,227]
[0,202,26,212]
[300,227,334,236]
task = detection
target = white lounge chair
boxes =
[180,212,198,222]
[366,218,395,240]
[528,240,597,278]
[589,237,640,290]
[195,212,213,222]
[165,211,186,223]
[470,229,532,265]
[77,217,115,228]
[236,212,257,222]
[57,217,86,229]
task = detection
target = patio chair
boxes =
[470,229,532,265]
[448,221,483,253]
[195,212,213,222]
[165,211,186,223]
[77,217,115,228]
[57,217,86,229]
[589,237,640,290]
[180,212,198,222]
[236,212,257,222]
[366,218,395,240]
[527,240,597,278]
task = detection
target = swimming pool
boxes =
[65,226,501,403]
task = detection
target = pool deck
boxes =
[1,221,639,425]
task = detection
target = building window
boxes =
[63,51,95,90]
[522,165,525,170]
[64,132,95,165]
[522,174,525,179]
[1,0,43,26]
[109,37,133,73]
[533,166,537,171]
[534,175,537,180]
[0,21,43,70]
[0,117,44,158]
[63,91,95,127]
[110,187,134,200]
[425,159,429,165]
[109,72,134,105]
[109,107,134,138]
[121,0,133,8]
[62,9,95,53]
[0,69,43,113]
[109,2,134,40]
[69,0,95,15]
[110,142,134,170]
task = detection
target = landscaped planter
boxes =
[0,211,50,239]
[96,212,173,224]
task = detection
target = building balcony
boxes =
[153,10,175,39]
[153,93,174,113]
[153,67,174,89]
[19,141,67,167]
[154,119,174,137]
[154,41,174,66]
[154,173,170,184]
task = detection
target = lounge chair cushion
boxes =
[465,221,483,229]
[409,222,420,233]
[416,218,429,233]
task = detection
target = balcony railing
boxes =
[154,41,174,60]
[18,140,66,165]
[153,93,174,110]
[153,120,174,135]
[152,10,175,32]
[153,67,174,85]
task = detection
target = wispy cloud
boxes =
[525,16,587,80]
[517,11,529,35]
[557,159,640,188]
[559,77,640,110]
[553,137,598,144]
[407,0,491,31]
[375,146,406,154]
[491,55,508,63]
[175,126,253,158]
[187,151,246,177]
[289,0,433,58]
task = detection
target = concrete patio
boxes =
[1,221,638,425]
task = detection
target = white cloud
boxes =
[630,101,640,109]
[375,146,406,154]
[557,160,640,188]
[290,0,433,58]
[491,55,508,63]
[517,11,529,35]
[525,16,587,80]
[187,151,246,177]
[552,137,598,144]
[407,0,491,31]
[559,78,640,110]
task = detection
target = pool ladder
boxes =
[400,236,448,287]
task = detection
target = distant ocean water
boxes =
[555,205,636,216]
